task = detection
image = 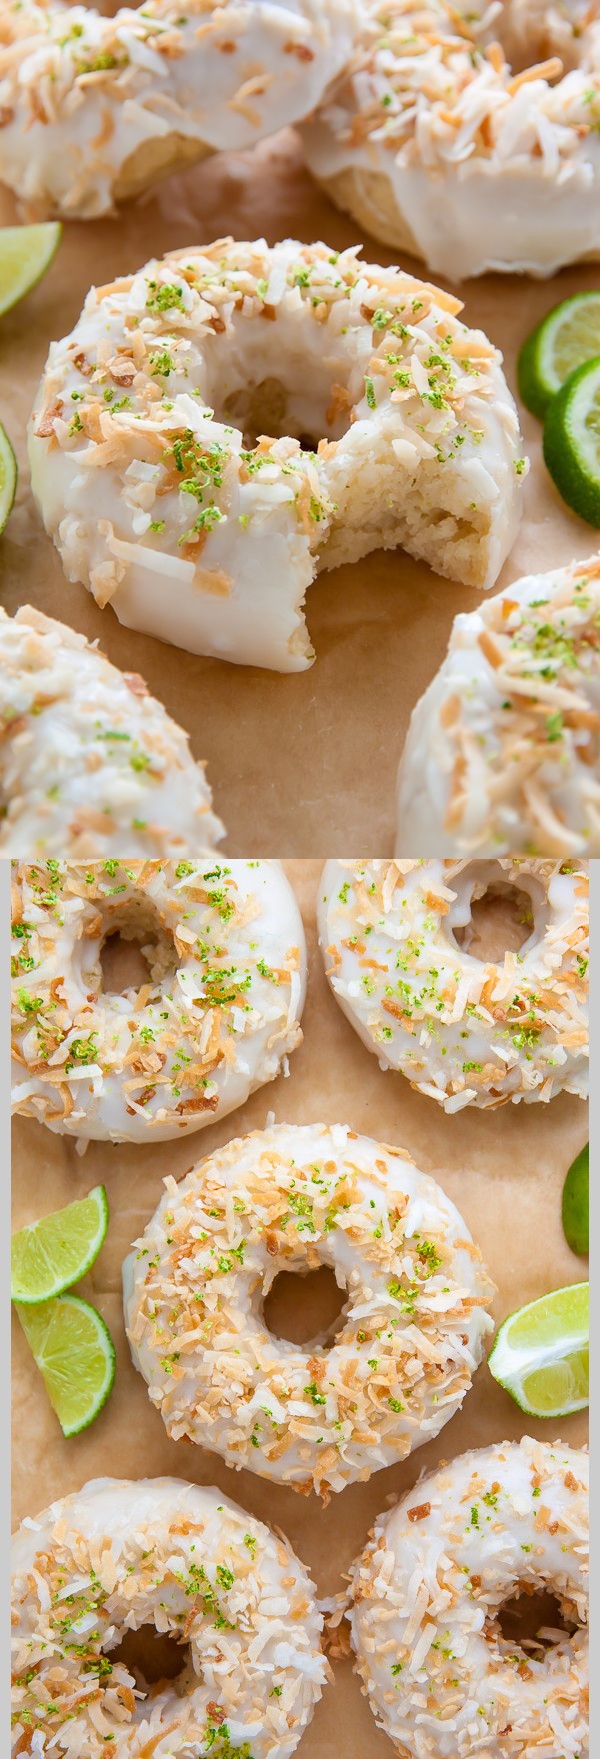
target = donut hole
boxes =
[200,320,358,454]
[221,378,322,454]
[263,1264,347,1347]
[98,902,176,996]
[496,1584,578,1654]
[109,1624,189,1694]
[452,879,541,961]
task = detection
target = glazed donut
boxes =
[29,238,525,672]
[318,858,589,1110]
[347,1437,589,1759]
[0,603,223,856]
[0,0,358,219]
[301,0,600,280]
[11,1475,327,1759]
[123,1122,493,1497]
[11,858,306,1141]
[396,555,600,858]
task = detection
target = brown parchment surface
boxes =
[11,860,589,1758]
[0,131,598,853]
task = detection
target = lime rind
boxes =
[15,1293,116,1437]
[501,1282,589,1350]
[0,421,17,533]
[488,1282,589,1418]
[543,357,600,528]
[518,291,600,419]
[562,1145,589,1258]
[11,1184,109,1304]
[0,222,62,317]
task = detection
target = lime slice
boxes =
[518,291,600,419]
[15,1294,116,1436]
[0,222,61,317]
[11,1185,109,1304]
[562,1145,589,1258]
[0,421,17,532]
[543,357,600,527]
[488,1282,589,1418]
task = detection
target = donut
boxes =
[301,0,600,280]
[0,602,223,857]
[11,1475,327,1758]
[347,1437,589,1759]
[318,858,589,1111]
[0,0,358,218]
[123,1121,494,1497]
[396,555,600,858]
[11,858,306,1142]
[29,238,526,673]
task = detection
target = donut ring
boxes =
[0,603,223,857]
[0,0,358,219]
[11,1475,327,1759]
[11,858,306,1142]
[123,1122,493,1497]
[301,0,600,280]
[318,858,589,1111]
[396,555,600,858]
[29,238,525,672]
[348,1437,589,1759]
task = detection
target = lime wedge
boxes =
[543,357,600,527]
[15,1295,116,1436]
[0,222,61,317]
[11,1185,109,1304]
[562,1145,589,1258]
[518,291,600,419]
[0,420,16,532]
[488,1282,589,1418]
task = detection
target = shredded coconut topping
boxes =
[29,236,525,672]
[318,857,589,1110]
[301,0,600,277]
[0,0,358,217]
[0,603,223,857]
[11,858,306,1141]
[123,1122,494,1497]
[397,554,600,856]
[11,1475,327,1759]
[348,1436,589,1759]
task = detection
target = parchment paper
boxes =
[0,131,598,853]
[11,860,589,1758]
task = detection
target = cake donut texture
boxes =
[123,1121,493,1496]
[29,239,525,672]
[318,857,589,1110]
[11,858,306,1141]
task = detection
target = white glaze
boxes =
[349,1438,589,1759]
[30,239,525,672]
[12,1475,327,1758]
[396,556,600,857]
[123,1122,493,1494]
[301,0,600,279]
[11,858,306,1141]
[0,603,223,855]
[0,0,359,217]
[318,858,589,1110]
